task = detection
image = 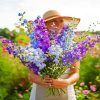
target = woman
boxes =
[29,10,80,100]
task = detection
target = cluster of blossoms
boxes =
[1,13,100,75]
[13,45,47,70]
[27,17,51,53]
[62,36,100,64]
[48,44,63,64]
[48,44,63,56]
[57,25,75,51]
[75,81,97,99]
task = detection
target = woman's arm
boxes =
[28,70,51,87]
[65,61,80,85]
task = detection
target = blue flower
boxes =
[23,19,27,23]
[21,23,24,26]
[18,13,22,16]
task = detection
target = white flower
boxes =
[48,44,63,56]
[18,46,47,70]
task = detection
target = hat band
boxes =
[44,15,60,21]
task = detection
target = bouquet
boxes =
[1,12,100,96]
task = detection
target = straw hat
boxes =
[43,10,80,29]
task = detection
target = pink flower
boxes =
[90,85,96,92]
[82,90,90,94]
[10,33,14,37]
[80,82,85,86]
[18,93,23,99]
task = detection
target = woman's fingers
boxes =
[43,77,54,88]
[44,79,53,85]
[44,78,53,83]
[43,82,53,88]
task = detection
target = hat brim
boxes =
[44,16,80,29]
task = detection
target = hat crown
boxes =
[43,10,60,20]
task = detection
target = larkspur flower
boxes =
[48,44,63,64]
[28,63,39,74]
[22,47,47,69]
[57,25,75,51]
[23,19,27,23]
[28,17,50,52]
[21,23,24,26]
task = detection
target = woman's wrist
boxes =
[65,78,77,85]
[59,78,70,87]
[65,79,71,86]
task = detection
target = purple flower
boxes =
[28,63,39,75]
[6,47,13,54]
[0,36,3,39]
[62,51,74,64]
[29,17,50,52]
[97,35,100,43]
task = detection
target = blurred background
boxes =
[0,0,100,100]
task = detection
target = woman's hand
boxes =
[28,70,51,88]
[44,77,69,88]
[28,70,69,88]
